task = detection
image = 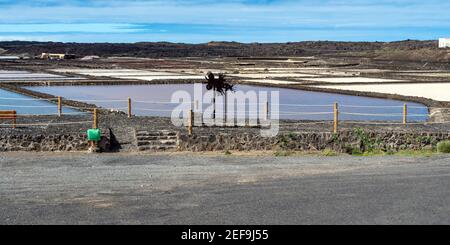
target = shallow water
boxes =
[27,84,429,121]
[0,89,79,115]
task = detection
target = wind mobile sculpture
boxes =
[205,72,235,119]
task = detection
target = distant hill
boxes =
[0,40,446,62]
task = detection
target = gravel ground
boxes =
[1,152,450,224]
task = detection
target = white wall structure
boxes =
[439,38,450,48]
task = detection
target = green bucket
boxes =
[87,129,101,142]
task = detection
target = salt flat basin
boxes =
[397,73,450,78]
[313,83,450,102]
[303,77,406,83]
[0,70,31,74]
[27,84,429,121]
[0,89,79,115]
[242,79,302,85]
[0,70,84,82]
[227,73,319,78]
[54,69,184,77]
[0,73,64,78]
[52,68,203,81]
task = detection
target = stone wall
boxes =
[0,134,88,152]
[0,130,111,152]
[2,125,450,153]
[178,130,450,153]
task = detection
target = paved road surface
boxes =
[1,153,450,225]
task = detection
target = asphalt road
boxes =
[1,152,450,225]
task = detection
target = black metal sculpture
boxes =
[205,72,234,95]
[205,72,234,119]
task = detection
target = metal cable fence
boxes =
[0,96,445,132]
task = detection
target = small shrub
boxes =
[322,149,339,156]
[330,133,339,143]
[276,132,296,150]
[437,141,450,153]
[344,143,363,155]
[361,149,386,156]
[353,128,382,153]
[351,148,363,156]
[224,150,232,155]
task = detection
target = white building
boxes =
[439,38,450,48]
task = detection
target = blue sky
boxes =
[0,0,449,43]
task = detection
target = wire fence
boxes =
[0,96,95,128]
[0,96,447,131]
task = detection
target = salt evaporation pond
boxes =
[27,84,429,121]
[0,88,79,115]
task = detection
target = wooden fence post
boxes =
[265,101,269,121]
[128,97,132,118]
[57,96,62,117]
[403,103,408,125]
[333,103,339,134]
[188,109,194,135]
[93,108,98,129]
[13,111,16,129]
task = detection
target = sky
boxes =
[0,0,449,43]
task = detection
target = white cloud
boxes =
[0,35,56,41]
[0,0,449,42]
[0,0,448,27]
[0,23,140,33]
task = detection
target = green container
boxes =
[87,129,101,142]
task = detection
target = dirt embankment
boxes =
[373,48,450,63]
[0,40,434,59]
[326,40,450,63]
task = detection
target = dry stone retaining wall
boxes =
[1,127,450,153]
[0,129,111,152]
[178,130,450,153]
